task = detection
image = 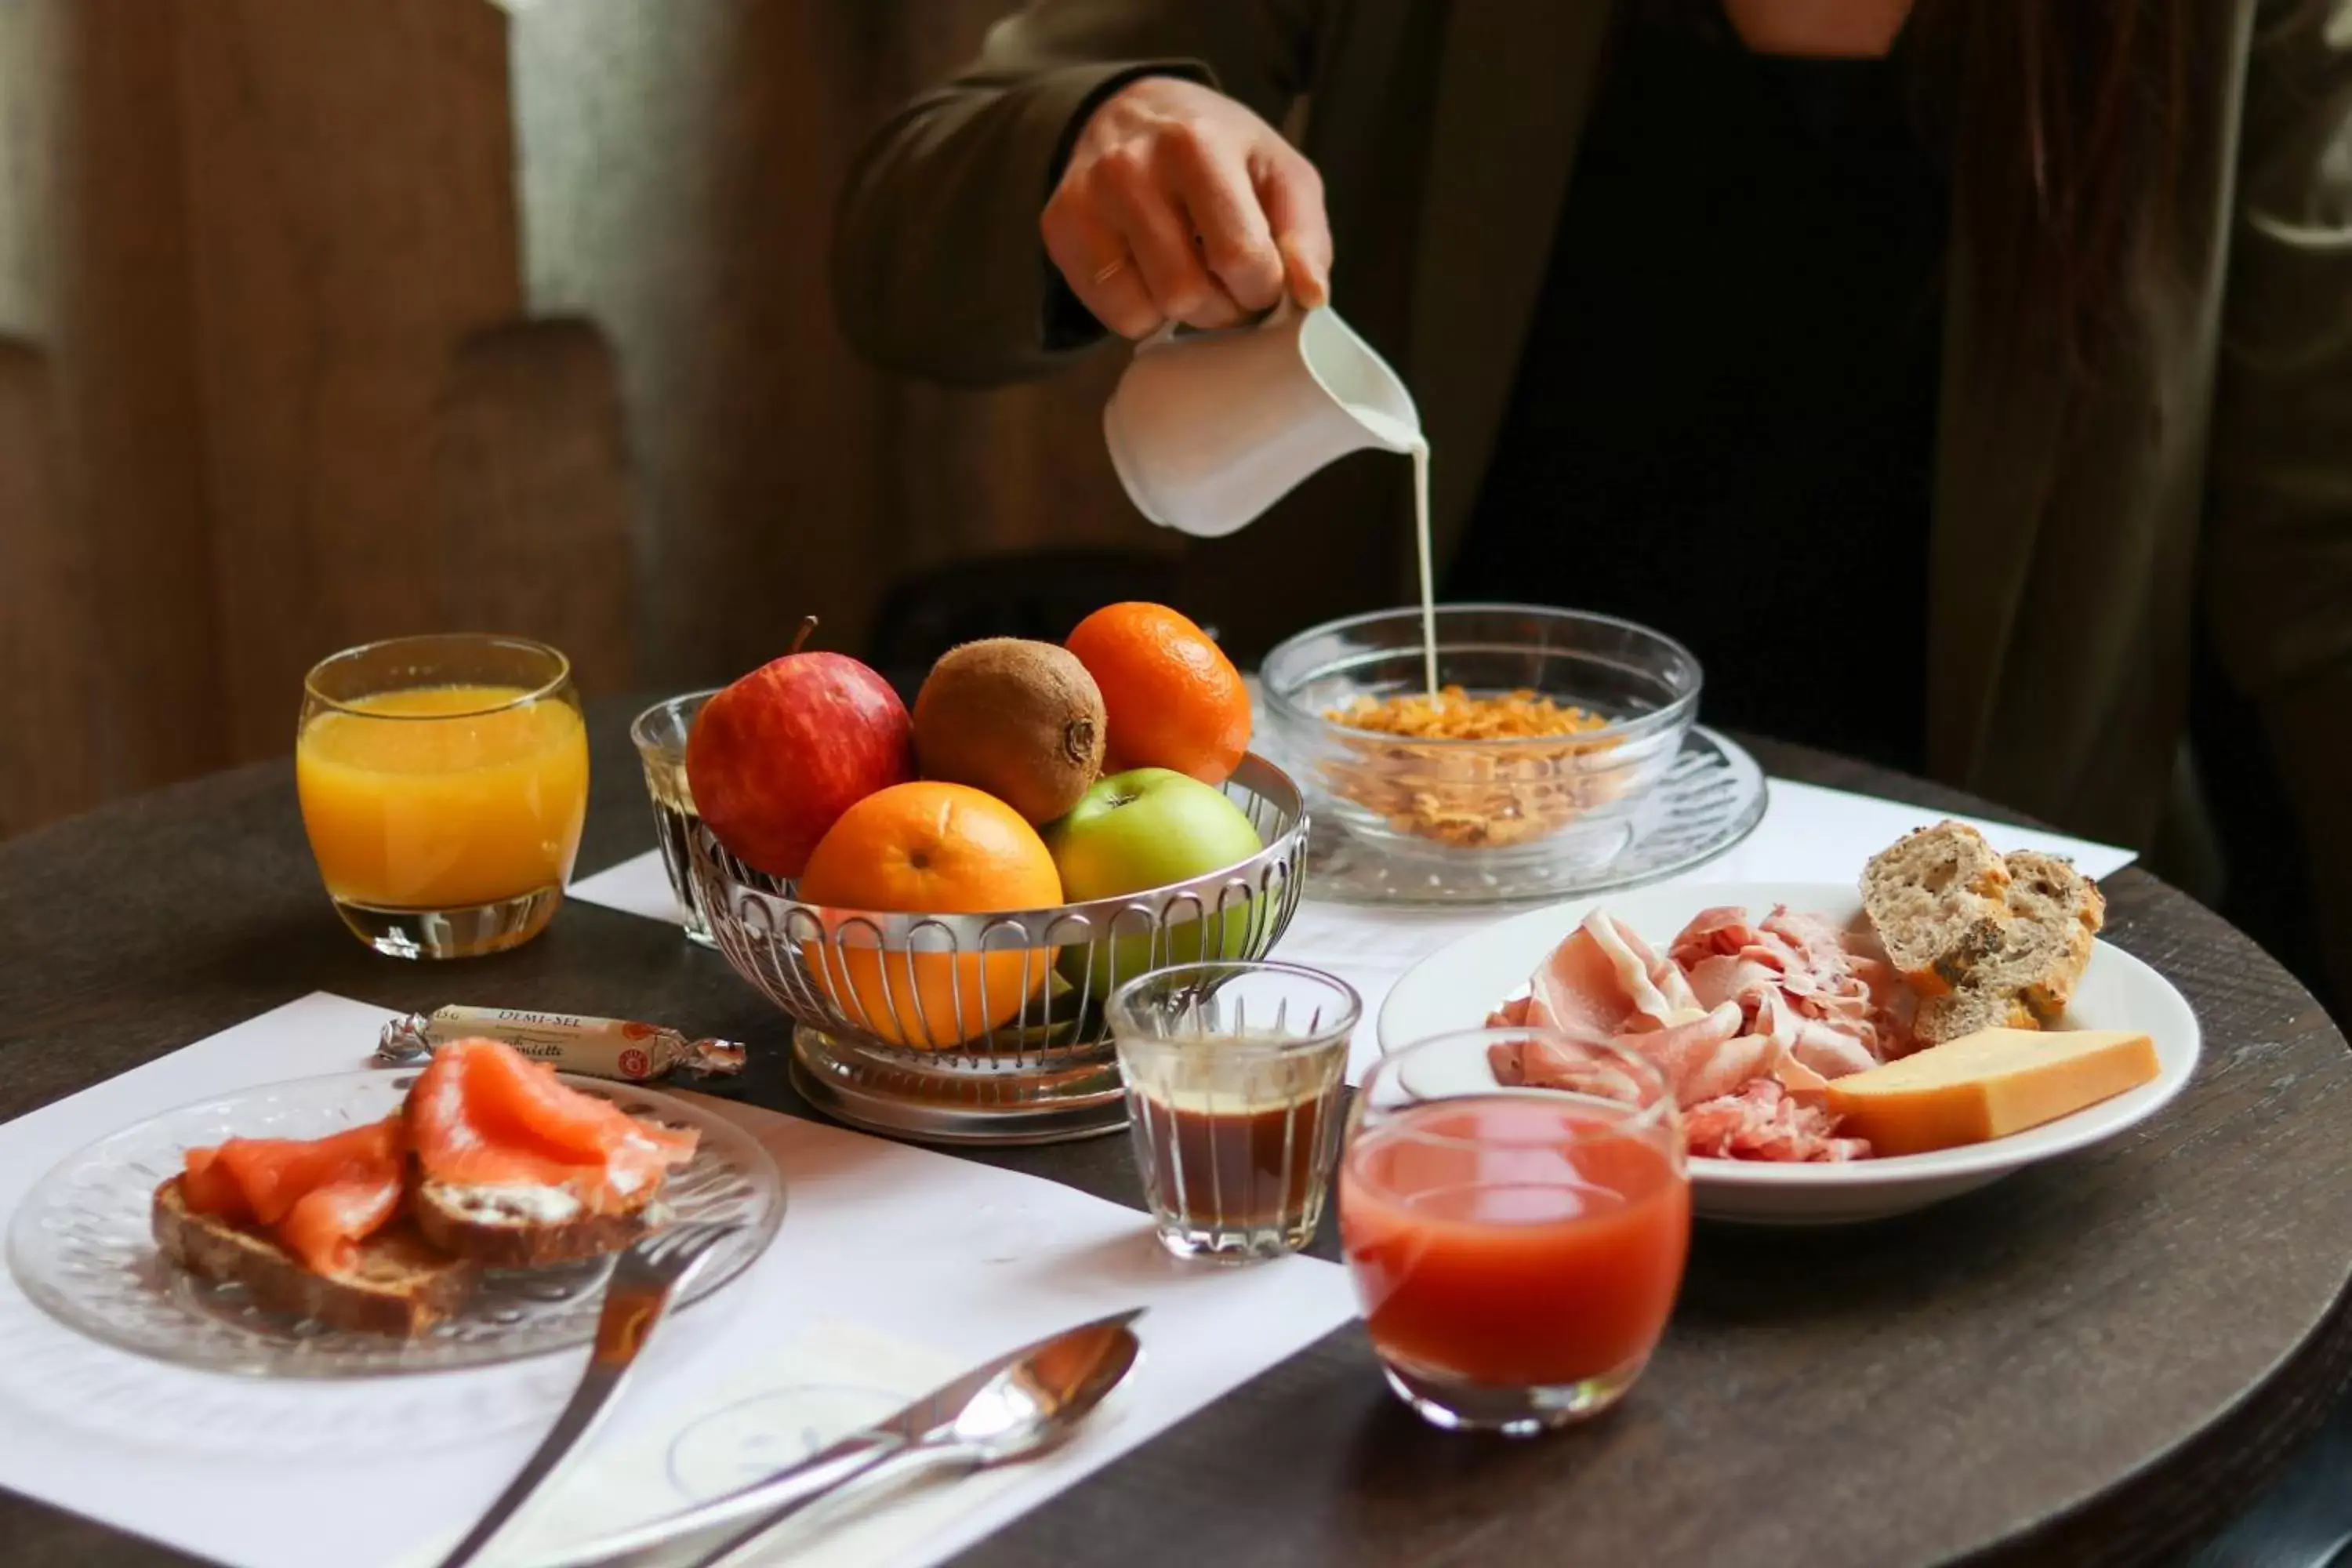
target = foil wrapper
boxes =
[376,1005,747,1082]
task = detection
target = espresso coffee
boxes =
[1134,1082,1345,1234]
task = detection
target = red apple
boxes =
[686,652,915,879]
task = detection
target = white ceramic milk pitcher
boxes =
[1102,298,1422,538]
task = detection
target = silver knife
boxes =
[532,1306,1145,1568]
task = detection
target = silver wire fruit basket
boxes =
[688,753,1310,1145]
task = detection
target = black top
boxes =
[1446,6,1947,773]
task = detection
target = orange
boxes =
[1065,603,1252,785]
[796,782,1064,1049]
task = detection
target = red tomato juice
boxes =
[1338,1097,1691,1387]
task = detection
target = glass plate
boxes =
[1302,726,1768,906]
[5,1069,784,1378]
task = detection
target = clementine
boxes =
[796,782,1064,1048]
[1065,603,1252,786]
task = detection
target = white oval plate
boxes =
[1377,880,2201,1225]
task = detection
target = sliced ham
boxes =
[1682,1080,1872,1163]
[1755,989,1878,1080]
[1486,993,1535,1029]
[1493,1001,1774,1110]
[1486,1036,1651,1108]
[1523,916,1641,1036]
[1581,913,1705,1029]
[1684,953,1781,1014]
[1667,903,1915,1065]
[1759,906,1855,962]
[1669,906,1756,968]
[1490,898,1929,1163]
[1617,1004,1775,1106]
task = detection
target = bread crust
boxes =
[151,1177,475,1337]
[412,1178,655,1269]
[1860,822,2013,994]
[1864,829,2107,1046]
[2002,851,2105,1018]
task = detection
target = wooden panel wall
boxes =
[174,0,532,760]
[0,0,1155,836]
[0,339,98,835]
[0,0,229,830]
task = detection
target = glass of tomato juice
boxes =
[1339,1027,1690,1435]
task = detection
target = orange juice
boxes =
[296,684,589,909]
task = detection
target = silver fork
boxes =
[433,1219,745,1568]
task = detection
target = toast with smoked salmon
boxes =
[152,1175,475,1337]
[153,1037,702,1335]
[405,1035,699,1268]
[412,1179,665,1269]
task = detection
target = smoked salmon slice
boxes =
[180,1116,408,1274]
[406,1036,697,1211]
[278,1173,405,1276]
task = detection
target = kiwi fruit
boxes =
[913,639,1107,824]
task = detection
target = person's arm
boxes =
[2205,0,2352,1002]
[833,0,1322,387]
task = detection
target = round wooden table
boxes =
[3,699,2350,1568]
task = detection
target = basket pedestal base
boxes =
[789,1027,1131,1145]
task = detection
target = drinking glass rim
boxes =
[1258,602,1704,750]
[1108,960,1363,1051]
[302,633,572,719]
[1357,1026,1678,1149]
[630,687,725,750]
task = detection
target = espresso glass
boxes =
[1109,962,1360,1263]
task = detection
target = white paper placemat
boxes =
[0,995,1359,1568]
[573,778,2137,1082]
[571,851,697,927]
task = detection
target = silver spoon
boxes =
[543,1308,1143,1568]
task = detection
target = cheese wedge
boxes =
[1824,1028,2159,1156]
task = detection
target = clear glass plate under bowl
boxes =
[5,1070,784,1377]
[1261,604,1704,890]
[1302,724,1766,906]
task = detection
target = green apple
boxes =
[1045,768,1269,999]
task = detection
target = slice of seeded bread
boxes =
[1860,821,2013,994]
[1912,985,2041,1046]
[412,1178,662,1269]
[1865,830,2108,1046]
[1999,851,2106,1018]
[152,1176,475,1338]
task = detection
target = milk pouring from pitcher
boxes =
[1102,299,1425,539]
[1102,297,1439,692]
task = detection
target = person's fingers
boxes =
[1257,148,1333,309]
[1160,125,1284,314]
[1090,145,1244,328]
[1041,194,1161,338]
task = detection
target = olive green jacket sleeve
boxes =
[2206,0,2352,996]
[833,2,1320,388]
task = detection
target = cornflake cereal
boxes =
[1326,688,1606,742]
[1320,686,1621,848]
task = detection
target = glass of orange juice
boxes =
[297,634,589,959]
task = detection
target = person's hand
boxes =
[1043,76,1334,338]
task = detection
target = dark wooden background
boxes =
[0,0,1161,841]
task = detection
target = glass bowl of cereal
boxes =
[1260,604,1701,880]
